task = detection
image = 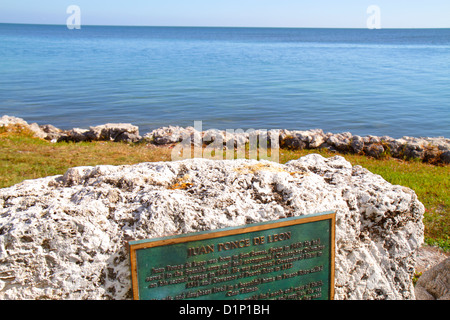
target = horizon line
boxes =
[1,22,450,30]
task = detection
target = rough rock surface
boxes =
[415,258,450,300]
[415,246,450,274]
[143,125,200,145]
[60,123,141,143]
[0,154,424,300]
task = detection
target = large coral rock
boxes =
[0,155,424,299]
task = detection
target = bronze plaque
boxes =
[129,211,335,300]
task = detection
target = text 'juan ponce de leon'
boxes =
[187,231,292,257]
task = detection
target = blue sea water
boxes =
[0,23,449,138]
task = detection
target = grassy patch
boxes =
[1,130,448,251]
[0,128,173,187]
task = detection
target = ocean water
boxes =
[0,23,449,138]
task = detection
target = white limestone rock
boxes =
[0,115,29,127]
[0,154,424,300]
[86,123,140,142]
[144,126,200,145]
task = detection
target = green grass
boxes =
[1,127,448,251]
[280,148,449,251]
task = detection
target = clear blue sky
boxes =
[1,0,449,28]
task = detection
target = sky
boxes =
[0,0,449,28]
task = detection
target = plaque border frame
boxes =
[129,211,336,300]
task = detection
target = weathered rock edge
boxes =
[0,154,424,300]
[1,115,449,164]
[414,257,450,300]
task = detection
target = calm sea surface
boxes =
[0,24,449,138]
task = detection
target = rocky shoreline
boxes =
[1,115,448,299]
[1,115,449,164]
